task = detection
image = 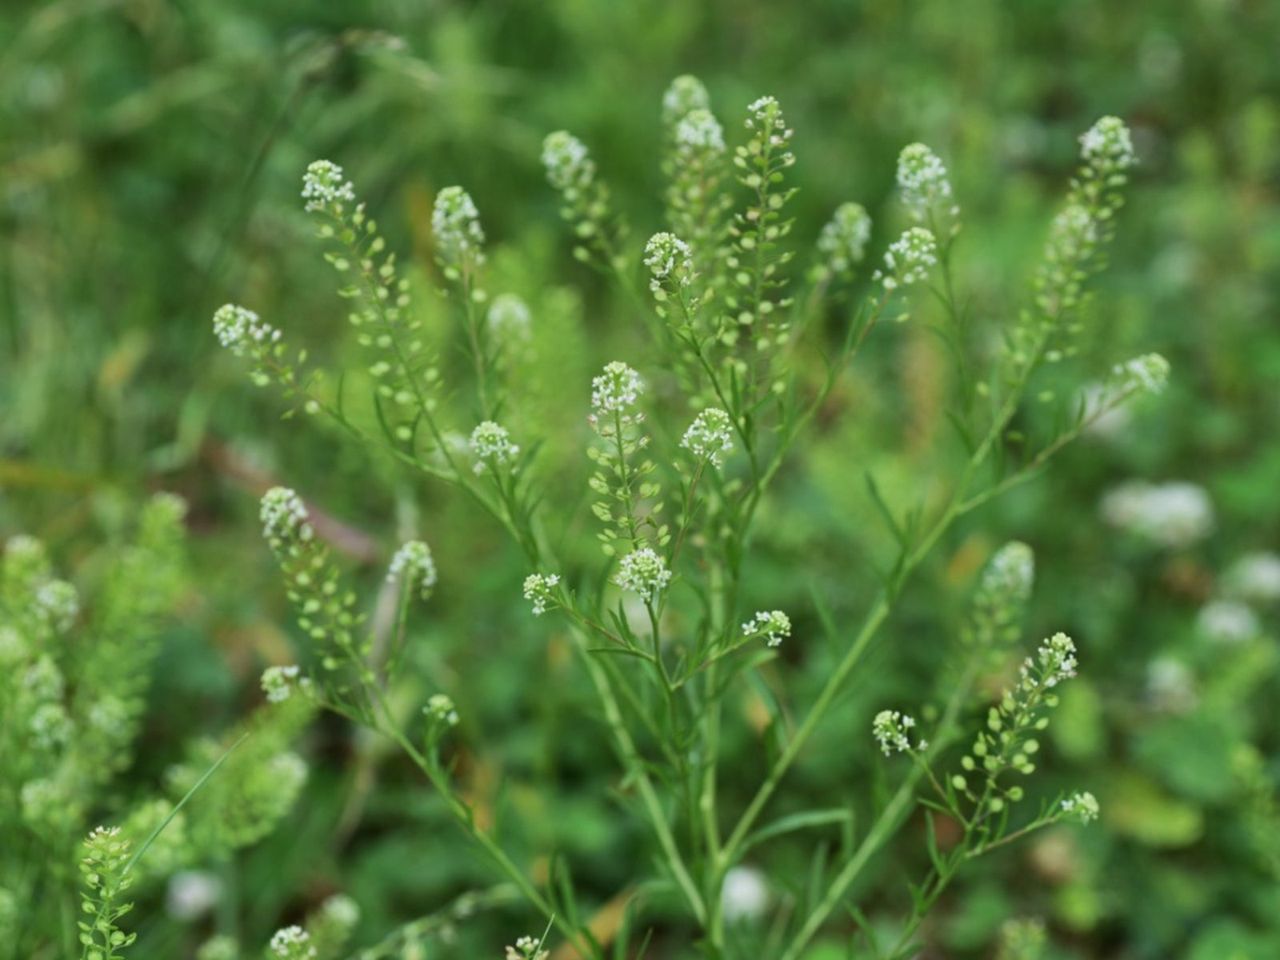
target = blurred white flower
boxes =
[1100,481,1214,549]
[721,865,768,922]
[166,870,222,921]
[1197,599,1260,645]
[1225,552,1280,605]
[1146,656,1196,714]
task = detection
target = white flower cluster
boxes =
[1113,352,1170,395]
[167,870,222,921]
[35,579,79,631]
[1226,552,1280,605]
[301,160,356,212]
[1079,116,1137,174]
[1028,631,1078,688]
[487,293,532,341]
[469,421,520,473]
[269,752,309,795]
[269,925,317,960]
[388,540,438,599]
[432,185,485,270]
[614,547,672,602]
[983,541,1035,601]
[675,108,725,153]
[680,407,734,468]
[721,865,769,922]
[744,95,793,151]
[742,609,791,648]
[425,693,459,728]
[817,202,872,275]
[319,893,360,929]
[590,361,645,419]
[643,231,694,294]
[1060,790,1100,823]
[522,573,561,616]
[662,75,711,126]
[1146,656,1197,713]
[213,304,282,356]
[872,709,918,756]
[506,935,549,960]
[260,487,313,550]
[896,143,953,221]
[1100,480,1214,548]
[542,130,594,193]
[1196,599,1259,645]
[261,664,310,704]
[875,226,938,291]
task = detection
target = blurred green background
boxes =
[2,0,1279,957]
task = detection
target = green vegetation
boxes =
[2,2,1277,958]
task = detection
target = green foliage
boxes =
[2,2,1279,957]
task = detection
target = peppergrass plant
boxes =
[206,78,1166,957]
[0,495,331,960]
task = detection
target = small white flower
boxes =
[469,421,520,473]
[1079,116,1136,172]
[1196,599,1259,645]
[320,893,360,929]
[542,130,594,192]
[388,540,438,599]
[675,108,725,153]
[432,185,485,270]
[681,408,734,467]
[425,693,459,727]
[1080,382,1134,440]
[982,542,1035,601]
[261,664,309,704]
[590,361,645,418]
[166,870,222,921]
[614,547,672,603]
[1113,352,1170,395]
[523,573,561,616]
[874,226,938,291]
[259,487,313,549]
[1225,552,1280,605]
[896,143,953,221]
[487,293,533,342]
[301,160,356,212]
[663,75,711,126]
[872,709,917,756]
[721,865,768,922]
[644,232,694,293]
[34,579,78,631]
[817,202,872,275]
[213,304,282,356]
[269,925,317,960]
[506,934,549,960]
[269,752,308,795]
[1146,656,1197,714]
[1031,631,1078,687]
[742,610,791,648]
[1060,790,1100,823]
[1100,481,1214,549]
